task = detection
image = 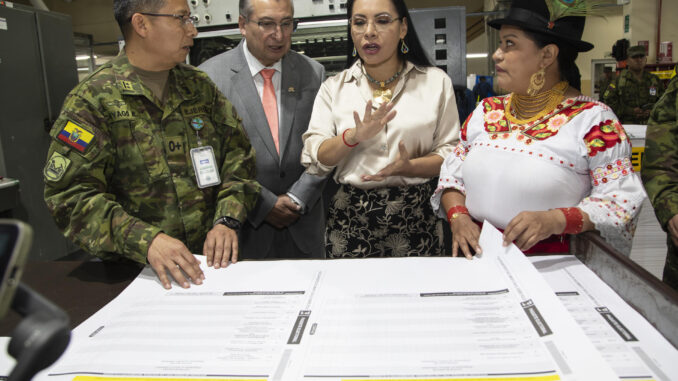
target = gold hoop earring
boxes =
[352,46,357,57]
[400,39,409,54]
[527,67,546,96]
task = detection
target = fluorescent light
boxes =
[76,55,97,61]
[466,53,488,59]
[195,18,348,39]
[297,19,348,29]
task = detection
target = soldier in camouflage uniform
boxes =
[596,66,615,102]
[604,45,664,125]
[641,75,678,290]
[43,0,260,289]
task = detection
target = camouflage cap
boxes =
[628,45,647,58]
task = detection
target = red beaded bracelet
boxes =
[342,129,359,147]
[556,207,584,234]
[446,205,469,222]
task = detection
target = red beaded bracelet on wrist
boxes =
[342,129,359,148]
[446,205,470,222]
[556,207,584,234]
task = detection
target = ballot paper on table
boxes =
[40,222,618,381]
[531,255,678,381]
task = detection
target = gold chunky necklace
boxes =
[363,65,403,106]
[506,81,569,125]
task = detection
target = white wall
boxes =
[660,0,678,61]
[578,7,625,96]
[624,0,678,63]
[465,6,627,97]
[466,33,490,77]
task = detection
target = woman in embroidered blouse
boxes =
[301,0,459,258]
[431,0,645,257]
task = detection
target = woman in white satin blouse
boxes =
[301,0,459,258]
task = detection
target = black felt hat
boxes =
[488,0,594,52]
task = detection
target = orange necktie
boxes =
[260,69,279,153]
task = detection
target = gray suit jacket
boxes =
[199,41,326,258]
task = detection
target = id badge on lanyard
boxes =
[189,116,221,188]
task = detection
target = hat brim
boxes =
[488,17,594,52]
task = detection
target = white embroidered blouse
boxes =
[431,95,646,254]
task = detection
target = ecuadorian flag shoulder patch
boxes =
[58,121,95,153]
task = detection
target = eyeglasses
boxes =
[139,12,196,27]
[247,18,299,34]
[349,15,402,33]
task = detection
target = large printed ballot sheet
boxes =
[41,224,617,381]
[530,255,678,381]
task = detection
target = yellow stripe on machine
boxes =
[632,146,645,172]
[651,70,675,80]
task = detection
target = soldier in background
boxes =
[596,66,615,101]
[42,0,260,289]
[641,75,678,290]
[604,45,664,124]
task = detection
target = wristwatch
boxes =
[286,192,307,215]
[214,216,241,231]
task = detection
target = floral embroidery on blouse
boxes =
[591,158,634,186]
[481,96,597,144]
[453,141,468,160]
[470,141,578,170]
[461,113,473,142]
[482,98,510,135]
[585,196,633,228]
[584,119,628,157]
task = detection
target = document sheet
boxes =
[531,255,678,381]
[31,224,622,380]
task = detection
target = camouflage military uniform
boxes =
[43,51,260,264]
[596,75,614,102]
[604,69,664,124]
[641,75,678,290]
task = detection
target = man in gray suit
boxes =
[199,0,326,259]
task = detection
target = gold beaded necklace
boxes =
[506,81,569,125]
[363,65,403,106]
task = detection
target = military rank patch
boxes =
[58,121,95,153]
[119,80,135,91]
[44,151,71,182]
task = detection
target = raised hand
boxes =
[348,100,397,145]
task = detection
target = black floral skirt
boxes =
[326,180,444,258]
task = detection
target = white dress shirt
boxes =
[241,41,306,211]
[242,40,283,121]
